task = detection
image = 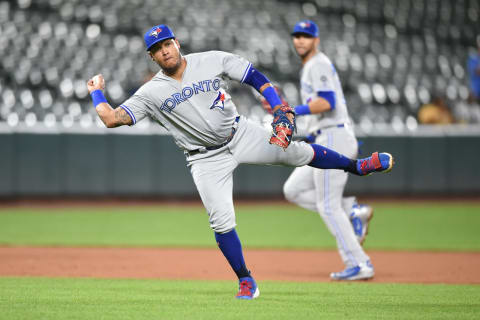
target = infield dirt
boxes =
[1,247,479,284]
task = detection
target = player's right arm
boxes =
[295,95,334,115]
[86,74,133,128]
[97,104,133,128]
[294,61,337,116]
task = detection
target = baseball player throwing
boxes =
[283,20,376,280]
[86,24,394,299]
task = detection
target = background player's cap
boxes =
[144,24,175,51]
[291,20,319,38]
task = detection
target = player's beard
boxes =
[296,46,314,60]
[159,54,183,76]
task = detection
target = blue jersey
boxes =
[468,53,480,98]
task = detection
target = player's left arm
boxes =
[219,51,286,111]
[243,66,296,149]
[242,67,293,118]
[243,67,334,116]
[243,67,282,109]
[220,51,294,148]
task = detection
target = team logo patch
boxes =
[210,91,225,111]
[301,81,313,94]
[299,21,311,28]
[150,27,162,38]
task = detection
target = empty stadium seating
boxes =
[1,0,479,130]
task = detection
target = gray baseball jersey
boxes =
[120,51,252,151]
[299,52,350,131]
[284,51,370,269]
[118,50,314,234]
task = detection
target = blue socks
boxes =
[214,146,356,280]
[308,144,357,173]
[215,229,250,279]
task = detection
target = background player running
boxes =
[283,20,376,280]
[86,24,393,299]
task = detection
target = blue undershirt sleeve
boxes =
[243,67,282,109]
[317,91,336,110]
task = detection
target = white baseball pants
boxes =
[283,125,370,268]
[188,116,313,233]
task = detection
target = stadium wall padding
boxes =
[1,134,479,197]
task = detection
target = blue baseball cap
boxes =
[291,20,319,37]
[144,24,175,51]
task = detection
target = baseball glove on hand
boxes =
[269,105,296,149]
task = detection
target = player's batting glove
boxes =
[269,105,296,150]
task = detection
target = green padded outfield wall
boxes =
[1,133,479,197]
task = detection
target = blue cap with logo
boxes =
[291,20,319,37]
[144,24,175,51]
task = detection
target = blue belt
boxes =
[311,123,345,136]
[187,116,240,156]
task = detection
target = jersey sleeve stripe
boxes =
[120,105,137,124]
[240,62,252,83]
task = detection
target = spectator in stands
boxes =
[467,35,480,103]
[418,96,454,125]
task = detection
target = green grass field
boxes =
[1,202,479,319]
[0,202,479,250]
[0,277,479,320]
